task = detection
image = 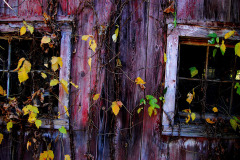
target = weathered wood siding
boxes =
[0,0,240,160]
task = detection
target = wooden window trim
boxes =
[162,24,240,137]
[0,21,72,130]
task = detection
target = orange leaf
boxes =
[27,141,31,150]
[164,1,175,14]
[135,77,146,85]
[185,114,190,123]
[206,118,216,124]
[111,101,120,116]
[182,109,191,113]
[0,133,3,144]
[212,107,218,113]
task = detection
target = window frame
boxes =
[162,24,240,137]
[0,20,73,129]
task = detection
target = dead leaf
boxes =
[164,1,175,14]
[206,118,216,124]
[88,58,92,71]
[41,36,51,44]
[27,141,31,150]
[93,94,100,101]
[20,26,26,36]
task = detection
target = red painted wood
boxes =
[18,0,42,17]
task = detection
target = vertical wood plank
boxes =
[141,0,167,159]
[18,0,42,17]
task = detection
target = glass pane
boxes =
[205,82,232,114]
[176,79,204,113]
[179,45,207,79]
[0,39,9,70]
[208,47,235,80]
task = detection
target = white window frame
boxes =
[0,20,73,129]
[162,24,240,137]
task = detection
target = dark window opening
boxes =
[0,38,59,117]
[175,37,240,126]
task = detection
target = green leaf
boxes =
[208,33,217,38]
[146,95,155,100]
[216,37,219,43]
[213,48,217,58]
[140,99,146,105]
[189,67,198,77]
[235,83,240,88]
[233,116,240,123]
[163,87,168,95]
[208,38,215,44]
[152,103,160,109]
[174,12,177,28]
[230,119,238,131]
[59,126,67,134]
[35,119,42,129]
[235,42,240,57]
[137,107,143,114]
[237,87,240,96]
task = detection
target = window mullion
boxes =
[7,42,11,98]
[202,46,209,119]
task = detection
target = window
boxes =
[162,24,240,137]
[0,23,72,129]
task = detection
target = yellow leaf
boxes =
[112,27,119,43]
[212,107,218,113]
[186,93,193,104]
[58,112,60,119]
[20,26,26,36]
[224,30,235,39]
[44,63,48,68]
[137,107,143,114]
[93,94,100,100]
[88,58,92,71]
[191,113,196,121]
[60,79,69,94]
[50,79,59,86]
[182,109,191,113]
[40,151,48,160]
[112,101,120,116]
[164,53,167,63]
[23,21,27,26]
[48,150,54,160]
[7,121,13,132]
[18,68,29,83]
[148,106,154,117]
[13,58,25,71]
[154,109,157,116]
[28,112,37,123]
[64,106,69,117]
[192,88,195,98]
[0,85,6,96]
[35,119,42,129]
[235,42,240,57]
[27,141,31,150]
[116,101,123,107]
[89,39,97,52]
[135,77,146,85]
[70,81,78,88]
[185,114,190,123]
[206,118,215,124]
[82,35,90,41]
[0,133,3,144]
[22,60,31,73]
[41,36,51,44]
[22,106,29,115]
[65,154,71,160]
[41,72,47,79]
[27,25,34,34]
[220,40,226,55]
[51,56,63,71]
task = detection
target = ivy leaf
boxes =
[111,101,120,116]
[48,150,54,160]
[64,106,69,117]
[50,79,59,86]
[220,40,226,55]
[186,93,193,104]
[225,30,235,39]
[213,48,217,57]
[0,85,6,96]
[137,107,143,114]
[135,77,146,85]
[27,141,31,150]
[70,81,78,88]
[51,56,63,72]
[233,116,240,123]
[89,39,97,52]
[140,98,146,105]
[35,119,42,129]
[28,112,37,123]
[146,95,155,100]
[112,27,119,43]
[14,59,31,83]
[208,38,215,44]
[93,94,100,101]
[206,118,215,124]
[235,42,240,57]
[189,67,198,77]
[208,33,217,38]
[20,26,26,36]
[212,107,218,113]
[41,73,47,79]
[27,25,34,34]
[148,106,154,117]
[82,35,90,41]
[7,121,13,132]
[60,79,69,94]
[182,109,191,113]
[41,36,51,44]
[216,37,219,43]
[88,58,92,71]
[13,58,25,71]
[65,154,71,160]
[59,126,67,134]
[191,113,196,121]
[0,133,3,144]
[185,114,190,123]
[149,98,157,105]
[163,87,168,95]
[230,119,238,131]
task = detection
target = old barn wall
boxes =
[0,0,240,160]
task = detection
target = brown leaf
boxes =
[164,1,175,14]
